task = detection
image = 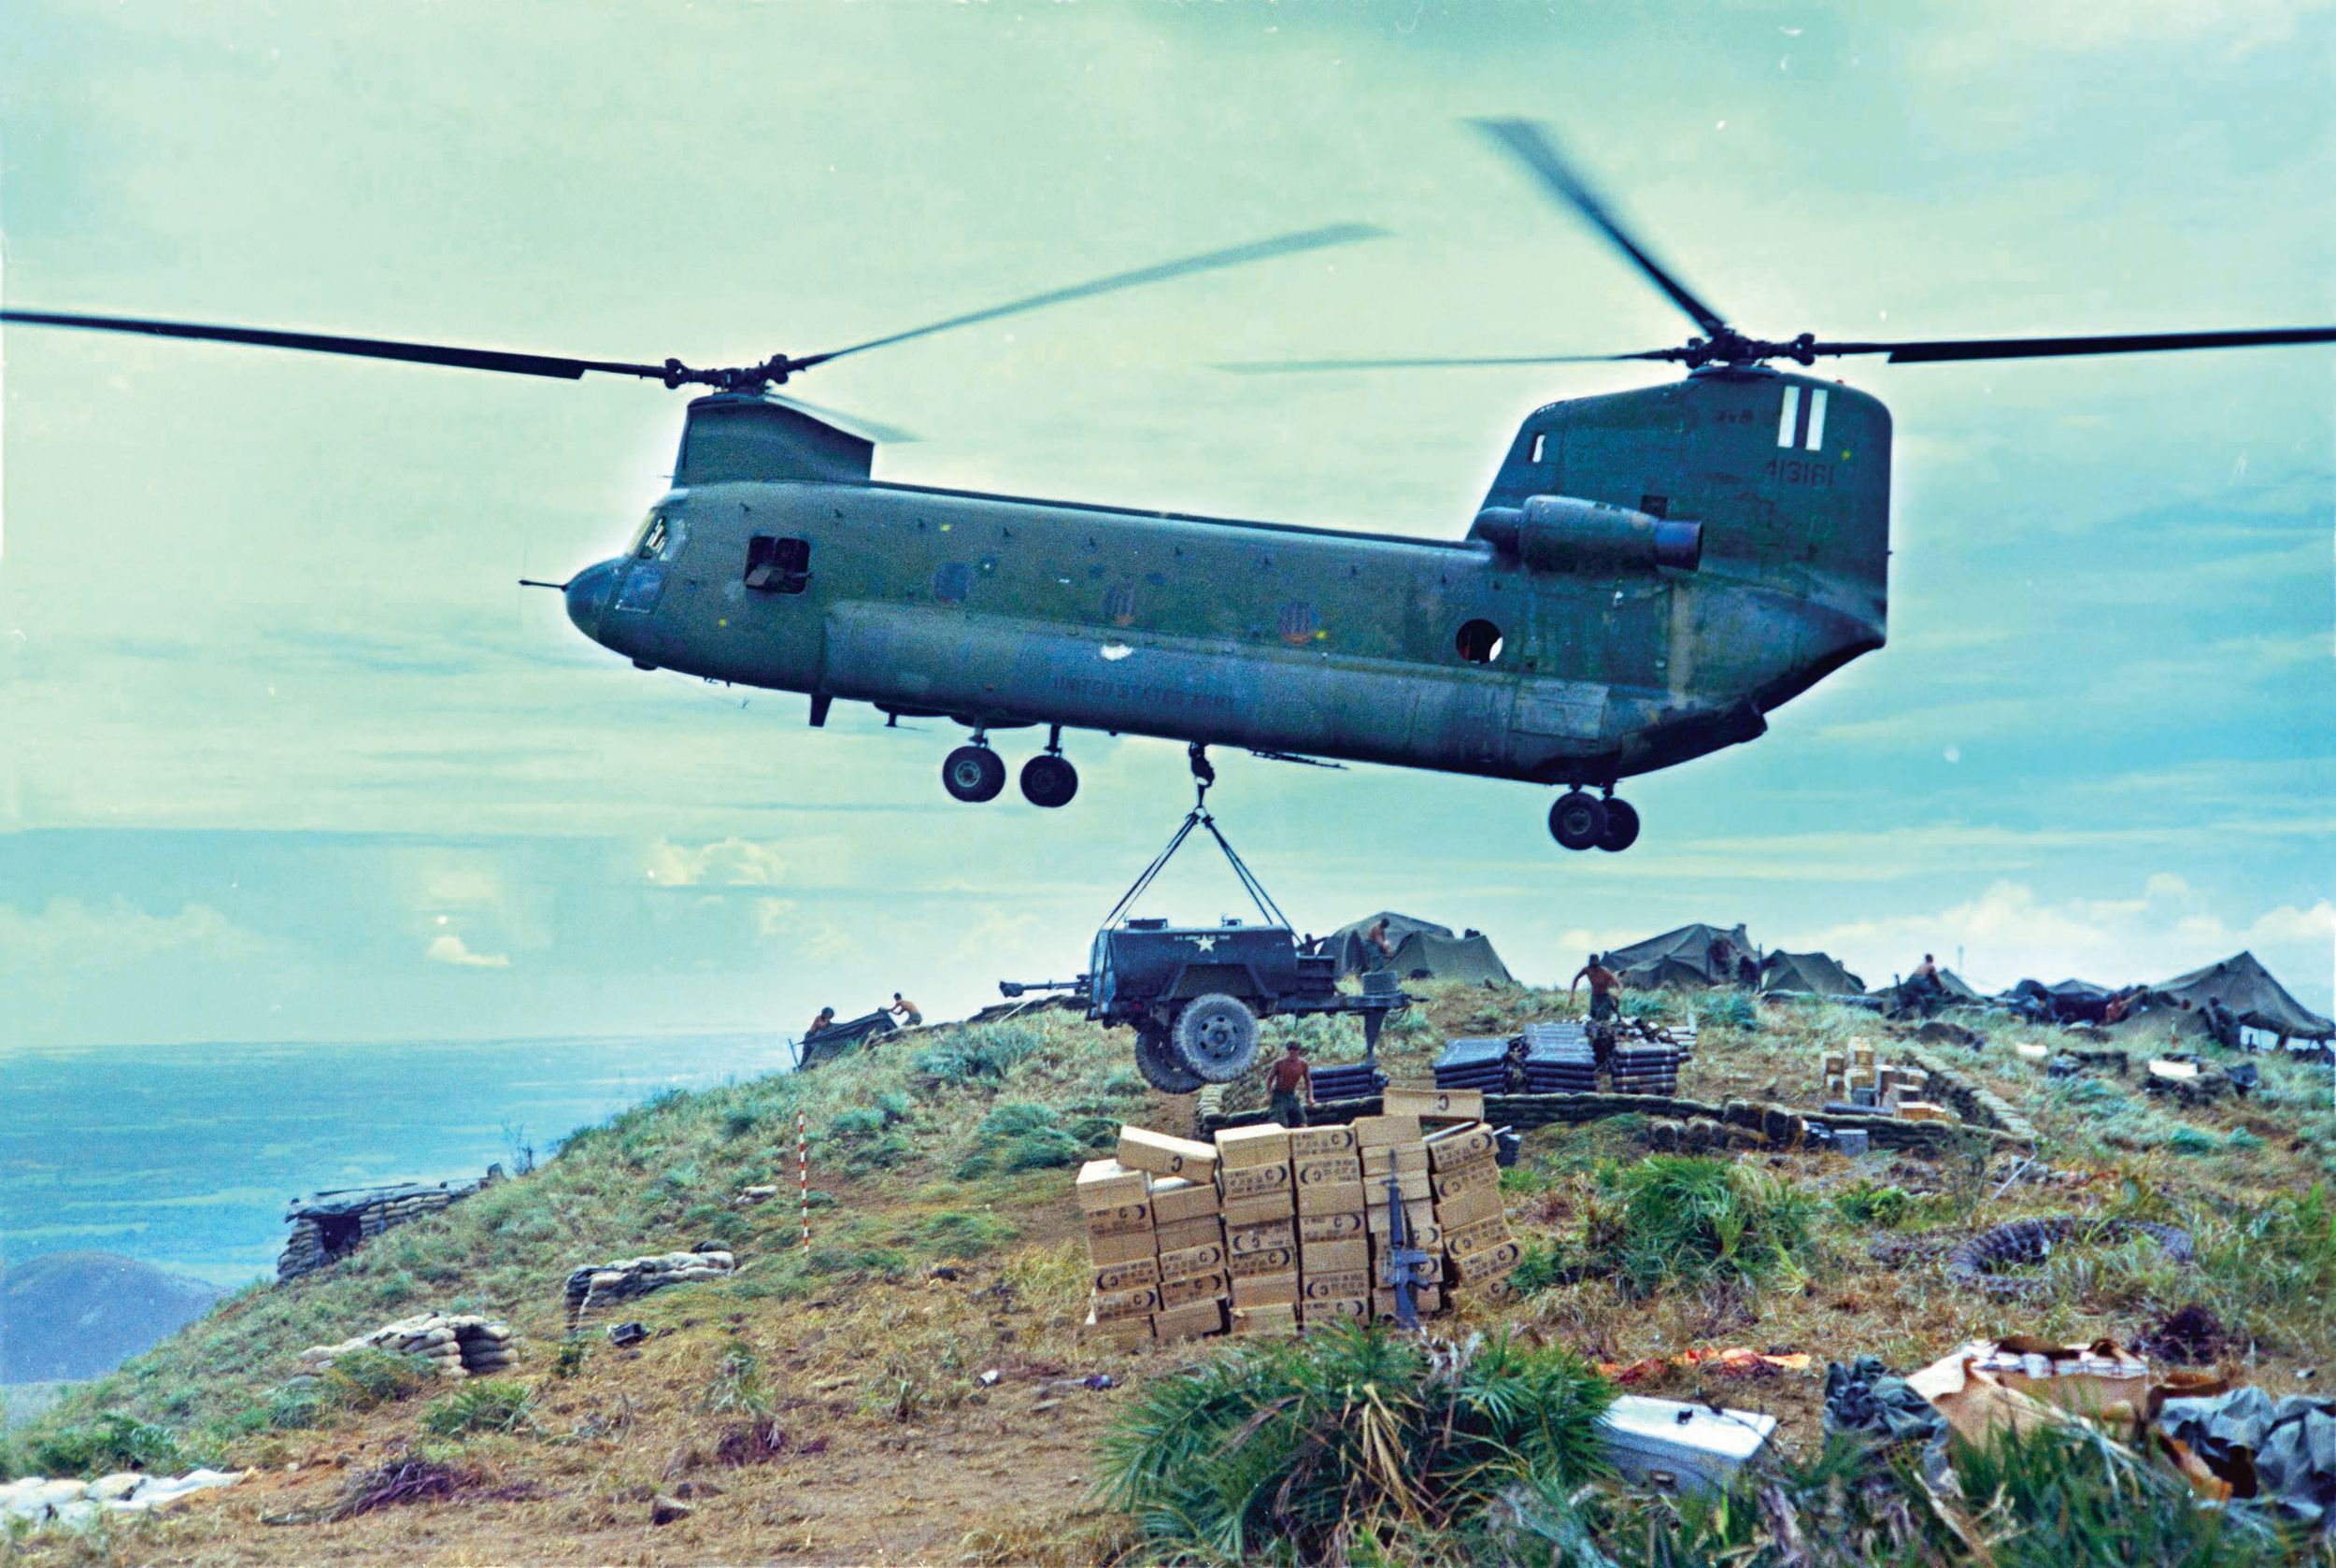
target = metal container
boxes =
[1596,1395,1777,1497]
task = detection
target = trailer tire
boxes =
[1134,1025,1206,1093]
[1173,993,1260,1083]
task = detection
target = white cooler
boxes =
[1596,1395,1778,1496]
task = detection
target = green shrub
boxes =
[320,1347,438,1411]
[419,1380,535,1437]
[2168,1127,2221,1156]
[701,1340,771,1418]
[919,1210,1018,1257]
[912,1024,1040,1082]
[1703,991,1758,1030]
[267,1386,324,1430]
[24,1413,189,1477]
[831,1105,893,1140]
[1097,1326,1611,1565]
[1588,1154,1817,1297]
[1508,1236,1572,1295]
[1831,1179,1916,1229]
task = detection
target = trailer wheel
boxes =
[1134,1025,1205,1093]
[1173,993,1260,1083]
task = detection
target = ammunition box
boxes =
[1091,1256,1160,1293]
[1150,1300,1225,1341]
[1350,1113,1423,1147]
[1213,1124,1292,1168]
[1300,1269,1371,1301]
[1084,1201,1155,1236]
[1383,1086,1483,1122]
[1295,1180,1366,1217]
[1478,1277,1520,1305]
[1218,1162,1293,1199]
[1365,1199,1439,1238]
[1289,1124,1358,1158]
[1300,1298,1368,1326]
[1227,1244,1296,1279]
[1432,1184,1503,1230]
[1897,1101,1956,1123]
[1223,1191,1296,1228]
[1373,1284,1443,1318]
[1076,1159,1151,1211]
[1118,1127,1219,1181]
[1158,1271,1229,1308]
[1084,1308,1153,1347]
[1158,1241,1228,1282]
[1447,1239,1524,1284]
[1360,1145,1430,1176]
[1149,1176,1222,1224]
[1292,1153,1362,1189]
[1154,1216,1226,1255]
[1086,1228,1159,1268]
[1231,1304,1299,1336]
[1230,1272,1299,1309]
[1424,1123,1498,1169]
[1430,1159,1500,1200]
[1301,1236,1369,1274]
[1297,1211,1367,1244]
[1442,1214,1513,1260]
[1091,1284,1161,1321]
[1226,1219,1297,1255]
[1364,1170,1432,1203]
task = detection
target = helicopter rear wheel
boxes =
[1020,753,1078,808]
[942,744,1006,803]
[1548,791,1608,851]
[1596,797,1641,852]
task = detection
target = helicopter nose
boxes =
[564,559,620,638]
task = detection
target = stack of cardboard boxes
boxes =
[1112,1129,1232,1342]
[1077,1157,1161,1347]
[1217,1124,1300,1337]
[1291,1121,1370,1331]
[1819,1042,1955,1122]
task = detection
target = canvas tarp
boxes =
[1603,922,1758,991]
[1327,911,1516,986]
[1759,949,1866,998]
[1867,967,1985,1005]
[2145,951,2333,1042]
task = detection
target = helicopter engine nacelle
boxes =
[1472,495,1702,574]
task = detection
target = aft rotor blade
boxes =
[1218,349,1672,374]
[796,222,1385,369]
[1810,325,2336,364]
[1471,118,1730,339]
[768,393,919,444]
[0,309,673,381]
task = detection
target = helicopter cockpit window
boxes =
[1455,619,1504,664]
[635,514,670,560]
[1528,433,1547,463]
[744,535,810,593]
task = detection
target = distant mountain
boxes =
[1,1252,221,1382]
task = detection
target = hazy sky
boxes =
[3,0,2331,1049]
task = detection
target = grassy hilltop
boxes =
[7,986,2334,1564]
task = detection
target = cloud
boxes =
[425,933,510,969]
[0,898,262,967]
[646,837,789,888]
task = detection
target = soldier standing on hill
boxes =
[889,992,923,1028]
[1366,917,1396,971]
[1570,953,1621,1022]
[1268,1040,1311,1128]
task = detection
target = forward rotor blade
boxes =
[1218,349,1670,374]
[0,309,672,381]
[797,222,1385,369]
[1471,119,1730,339]
[1809,325,2336,364]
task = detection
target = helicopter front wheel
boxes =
[942,744,1006,803]
[1548,791,1609,851]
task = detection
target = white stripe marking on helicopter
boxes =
[1804,388,1829,450]
[1775,386,1801,448]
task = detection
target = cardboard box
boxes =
[1350,1113,1422,1147]
[1897,1101,1957,1123]
[1118,1126,1219,1181]
[1289,1124,1358,1158]
[1300,1268,1372,1302]
[1296,1180,1367,1217]
[1298,1211,1367,1244]
[1230,1271,1299,1309]
[1226,1218,1296,1255]
[1293,1153,1362,1190]
[1383,1086,1483,1122]
[1447,1239,1524,1284]
[1442,1214,1513,1260]
[1424,1123,1498,1170]
[1360,1145,1430,1176]
[1301,1237,1369,1274]
[1092,1256,1161,1293]
[1159,1271,1229,1308]
[1084,1308,1153,1347]
[1228,1244,1298,1279]
[1076,1159,1151,1211]
[1085,1201,1155,1237]
[1151,1299,1225,1341]
[1363,1170,1432,1204]
[1155,1216,1225,1255]
[1214,1124,1292,1168]
[1433,1184,1503,1230]
[1430,1159,1499,1201]
[1218,1162,1293,1199]
[1373,1284,1443,1319]
[1159,1240,1228,1281]
[1223,1191,1296,1228]
[1365,1199,1439,1240]
[1087,1228,1160,1268]
[1231,1304,1299,1336]
[1092,1283,1162,1320]
[1149,1176,1223,1224]
[1300,1298,1368,1326]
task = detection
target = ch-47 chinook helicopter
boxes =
[9,120,2330,852]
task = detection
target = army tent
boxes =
[1602,923,1759,990]
[2145,951,2333,1043]
[1759,950,1866,998]
[1326,911,1516,986]
[2012,977,2117,1023]
[1867,967,1985,1005]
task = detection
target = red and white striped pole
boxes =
[797,1110,810,1252]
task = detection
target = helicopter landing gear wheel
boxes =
[1020,753,1078,808]
[1596,797,1641,852]
[1548,790,1609,851]
[1134,1025,1205,1093]
[1172,993,1260,1083]
[942,744,1006,803]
